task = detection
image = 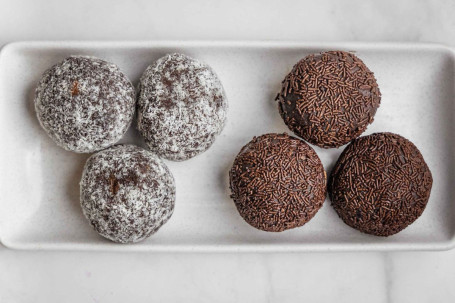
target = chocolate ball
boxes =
[137,53,228,161]
[80,145,175,243]
[35,56,135,153]
[329,132,433,236]
[277,51,381,148]
[229,133,326,232]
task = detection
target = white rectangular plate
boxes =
[0,41,454,252]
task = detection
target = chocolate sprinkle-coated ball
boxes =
[137,53,228,161]
[35,56,135,153]
[277,51,381,148]
[329,133,433,237]
[80,145,175,243]
[229,133,326,232]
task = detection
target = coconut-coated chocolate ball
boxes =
[80,145,175,243]
[137,53,228,161]
[35,56,135,153]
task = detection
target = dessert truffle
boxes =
[137,53,228,161]
[35,56,135,153]
[229,133,326,232]
[329,132,433,237]
[277,51,381,148]
[80,145,175,243]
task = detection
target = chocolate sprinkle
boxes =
[229,133,326,232]
[277,51,381,148]
[328,132,433,237]
[71,81,79,96]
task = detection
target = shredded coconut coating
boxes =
[80,145,176,243]
[35,56,136,153]
[137,53,228,161]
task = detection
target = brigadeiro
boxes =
[276,51,381,148]
[35,56,135,153]
[329,132,433,237]
[137,53,228,161]
[80,145,175,243]
[229,133,326,232]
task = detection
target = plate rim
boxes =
[1,40,454,252]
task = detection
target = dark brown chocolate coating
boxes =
[329,132,433,237]
[277,51,381,148]
[229,133,326,232]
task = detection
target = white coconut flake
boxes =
[137,53,228,161]
[80,145,175,243]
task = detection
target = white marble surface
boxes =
[0,0,454,302]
